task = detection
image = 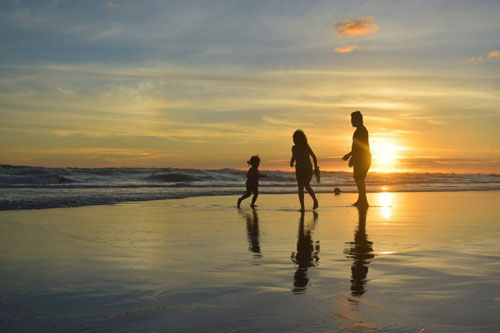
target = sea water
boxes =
[1,164,499,210]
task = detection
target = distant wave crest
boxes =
[145,173,199,182]
[0,174,75,184]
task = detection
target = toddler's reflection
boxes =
[240,208,262,259]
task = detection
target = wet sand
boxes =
[1,191,499,332]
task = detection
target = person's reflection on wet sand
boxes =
[345,205,374,297]
[239,208,262,259]
[291,211,320,293]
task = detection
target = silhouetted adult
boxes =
[290,130,319,211]
[342,111,371,207]
[345,205,374,297]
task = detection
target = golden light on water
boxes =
[380,192,393,220]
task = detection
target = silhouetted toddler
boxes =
[237,155,266,208]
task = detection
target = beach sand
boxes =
[1,191,499,332]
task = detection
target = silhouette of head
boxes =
[351,111,363,127]
[247,155,260,167]
[293,129,308,146]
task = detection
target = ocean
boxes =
[1,164,499,210]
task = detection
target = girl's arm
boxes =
[310,146,320,183]
[290,147,296,167]
[309,146,319,170]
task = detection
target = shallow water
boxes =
[0,192,499,331]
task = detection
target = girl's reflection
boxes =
[291,211,320,293]
[345,206,374,297]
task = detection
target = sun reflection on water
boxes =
[380,191,393,220]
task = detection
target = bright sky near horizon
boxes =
[1,0,500,172]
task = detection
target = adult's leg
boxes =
[352,177,360,206]
[354,177,368,207]
[304,182,318,209]
[250,188,259,207]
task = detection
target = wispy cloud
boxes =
[488,50,500,59]
[335,16,379,37]
[467,50,500,64]
[467,56,483,65]
[333,44,359,53]
[1,63,499,169]
[398,157,500,172]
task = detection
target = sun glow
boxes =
[371,138,404,172]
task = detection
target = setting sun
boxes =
[370,139,403,172]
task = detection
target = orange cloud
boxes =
[333,44,360,53]
[106,1,118,8]
[488,50,500,59]
[467,56,483,65]
[335,16,379,37]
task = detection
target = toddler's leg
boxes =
[250,188,259,207]
[237,189,252,207]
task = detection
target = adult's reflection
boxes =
[345,206,374,297]
[291,211,320,293]
[239,208,262,258]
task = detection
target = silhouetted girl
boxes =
[237,155,266,208]
[290,130,319,211]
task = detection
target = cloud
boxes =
[467,51,499,64]
[333,44,360,53]
[335,16,379,37]
[398,157,500,172]
[467,56,483,65]
[106,1,118,8]
[2,62,500,170]
[488,50,500,59]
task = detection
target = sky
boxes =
[1,0,500,172]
